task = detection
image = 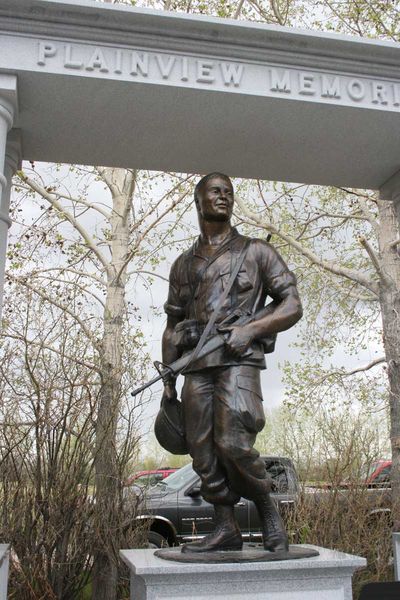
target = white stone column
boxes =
[0,74,18,321]
[380,170,400,230]
[379,176,400,582]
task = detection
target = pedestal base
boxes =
[0,545,9,600]
[155,544,319,563]
[120,545,366,600]
[394,532,400,581]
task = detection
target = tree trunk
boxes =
[92,169,132,600]
[377,198,400,531]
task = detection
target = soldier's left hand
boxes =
[218,324,254,359]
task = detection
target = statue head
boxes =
[194,172,234,223]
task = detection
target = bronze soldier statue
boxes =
[161,173,302,554]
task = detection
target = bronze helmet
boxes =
[154,396,188,455]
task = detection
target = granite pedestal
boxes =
[121,545,366,600]
[0,545,9,600]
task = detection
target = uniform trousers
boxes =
[181,364,271,505]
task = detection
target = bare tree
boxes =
[235,179,400,529]
[5,163,194,598]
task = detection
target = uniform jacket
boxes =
[164,228,297,371]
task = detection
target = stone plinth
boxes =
[120,545,366,600]
[0,544,9,600]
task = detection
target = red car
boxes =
[126,468,177,488]
[362,459,392,486]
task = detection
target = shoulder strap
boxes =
[182,238,251,373]
[186,235,237,312]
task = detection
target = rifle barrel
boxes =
[131,373,163,397]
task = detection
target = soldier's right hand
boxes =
[162,381,177,403]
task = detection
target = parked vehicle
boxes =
[303,459,393,537]
[361,459,391,487]
[126,468,177,488]
[130,457,298,548]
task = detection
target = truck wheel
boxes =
[147,531,169,548]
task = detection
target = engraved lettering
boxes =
[130,52,149,77]
[181,57,189,82]
[220,62,243,87]
[372,81,388,105]
[270,69,291,93]
[321,75,341,98]
[38,41,57,66]
[299,72,316,95]
[64,44,83,70]
[38,39,400,113]
[197,60,215,84]
[347,79,365,101]
[155,54,176,79]
[114,50,123,74]
[86,47,109,72]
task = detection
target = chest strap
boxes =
[182,239,251,373]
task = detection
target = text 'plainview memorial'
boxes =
[37,41,400,111]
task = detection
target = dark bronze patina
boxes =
[160,173,303,556]
[155,545,319,563]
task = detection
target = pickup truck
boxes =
[361,459,391,487]
[125,468,177,488]
[130,456,299,548]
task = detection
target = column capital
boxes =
[0,74,18,130]
[0,129,23,228]
[5,129,22,175]
[380,169,400,204]
[0,74,18,201]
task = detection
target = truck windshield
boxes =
[159,463,196,490]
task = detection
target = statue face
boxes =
[196,176,234,223]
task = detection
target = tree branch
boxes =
[233,0,246,18]
[32,274,106,308]
[341,357,386,377]
[270,0,285,24]
[314,357,386,386]
[356,194,379,236]
[359,236,388,284]
[128,270,169,283]
[1,332,99,372]
[9,274,100,349]
[54,191,110,220]
[235,196,380,297]
[117,188,190,282]
[130,174,194,234]
[17,171,111,274]
[329,277,377,303]
[390,238,400,249]
[18,182,111,220]
[30,266,106,286]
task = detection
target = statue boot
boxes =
[181,504,242,553]
[255,493,289,552]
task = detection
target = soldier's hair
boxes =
[194,172,232,207]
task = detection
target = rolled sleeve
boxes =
[256,241,298,300]
[266,269,297,298]
[164,259,186,318]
